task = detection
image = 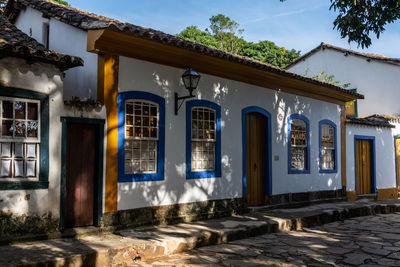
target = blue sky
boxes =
[68,0,400,57]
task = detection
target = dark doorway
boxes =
[65,123,97,227]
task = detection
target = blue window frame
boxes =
[0,85,49,190]
[288,114,310,174]
[186,100,221,179]
[118,91,165,182]
[319,120,337,173]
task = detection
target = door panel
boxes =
[396,138,400,191]
[356,139,372,195]
[65,123,96,227]
[246,113,265,206]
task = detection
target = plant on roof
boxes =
[50,0,69,6]
[176,14,300,68]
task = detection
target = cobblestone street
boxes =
[137,213,400,266]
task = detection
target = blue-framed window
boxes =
[118,91,165,182]
[319,120,337,173]
[0,86,49,190]
[288,114,310,174]
[186,100,221,179]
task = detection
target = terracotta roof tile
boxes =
[346,115,395,128]
[4,0,364,99]
[0,14,83,70]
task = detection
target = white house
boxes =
[286,42,400,201]
[0,14,89,236]
[3,0,363,233]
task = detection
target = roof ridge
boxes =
[4,0,364,100]
[285,42,400,69]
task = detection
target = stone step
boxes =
[2,200,400,266]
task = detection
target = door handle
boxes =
[254,163,257,171]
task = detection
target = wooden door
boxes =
[355,139,372,195]
[246,113,266,206]
[65,123,96,227]
[396,138,400,191]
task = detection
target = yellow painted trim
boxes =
[377,188,398,200]
[98,54,119,213]
[346,191,356,202]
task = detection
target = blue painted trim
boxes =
[0,86,49,190]
[394,135,400,189]
[186,100,221,179]
[287,114,310,174]
[59,117,105,229]
[241,106,272,198]
[354,135,376,194]
[319,120,337,173]
[118,91,165,182]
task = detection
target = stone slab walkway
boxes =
[1,199,400,266]
[138,213,400,266]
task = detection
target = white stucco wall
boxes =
[117,56,342,210]
[287,48,400,117]
[0,57,105,217]
[15,7,98,100]
[346,124,396,192]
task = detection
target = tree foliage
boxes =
[281,0,400,48]
[330,0,400,48]
[176,14,300,68]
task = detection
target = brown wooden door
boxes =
[246,113,266,206]
[396,138,400,191]
[65,123,96,227]
[355,139,372,195]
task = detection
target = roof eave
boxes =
[88,29,362,104]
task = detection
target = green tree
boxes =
[281,0,400,48]
[176,14,300,68]
[207,14,245,54]
[176,26,219,49]
[330,0,400,48]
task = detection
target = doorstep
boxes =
[1,199,400,266]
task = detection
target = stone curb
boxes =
[5,201,400,266]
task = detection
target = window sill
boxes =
[319,169,337,174]
[288,169,310,174]
[118,173,164,182]
[187,170,220,179]
[0,181,49,190]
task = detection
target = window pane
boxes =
[1,159,11,177]
[26,161,36,177]
[26,144,37,158]
[27,121,38,138]
[2,101,13,119]
[2,120,13,136]
[15,102,25,120]
[1,143,11,157]
[14,160,24,177]
[15,121,26,137]
[27,103,38,120]
[14,143,24,158]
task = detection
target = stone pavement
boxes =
[139,213,400,266]
[1,199,400,266]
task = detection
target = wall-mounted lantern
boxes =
[175,67,201,115]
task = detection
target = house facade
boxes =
[286,42,400,201]
[0,14,86,236]
[3,0,363,232]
